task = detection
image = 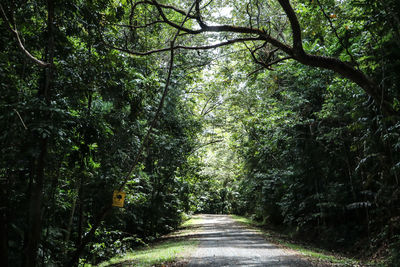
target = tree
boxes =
[1,0,399,265]
[109,0,397,115]
[1,0,202,265]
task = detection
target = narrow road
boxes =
[188,214,312,267]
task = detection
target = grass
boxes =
[95,216,202,267]
[230,215,265,228]
[180,215,203,229]
[230,215,380,266]
[97,240,197,267]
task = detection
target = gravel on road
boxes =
[188,214,313,267]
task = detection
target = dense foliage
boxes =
[1,0,399,266]
[0,0,201,266]
[181,0,400,264]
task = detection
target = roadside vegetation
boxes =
[1,0,399,266]
[231,215,383,266]
[95,216,201,267]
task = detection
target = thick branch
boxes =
[195,0,206,28]
[294,52,394,114]
[0,4,50,68]
[276,0,304,55]
[122,0,396,115]
[109,37,264,56]
[144,1,293,54]
[275,0,394,114]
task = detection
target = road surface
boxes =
[188,214,312,267]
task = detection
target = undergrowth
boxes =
[92,216,202,267]
[230,215,384,266]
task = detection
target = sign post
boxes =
[112,190,126,208]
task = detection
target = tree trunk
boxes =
[21,1,54,266]
[0,171,9,267]
[22,139,47,267]
[67,205,112,267]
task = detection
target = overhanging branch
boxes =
[0,4,50,68]
[120,0,396,115]
[109,37,264,56]
[276,0,304,55]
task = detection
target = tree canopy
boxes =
[1,0,400,266]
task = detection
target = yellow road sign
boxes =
[112,190,126,207]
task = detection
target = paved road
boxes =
[188,214,312,267]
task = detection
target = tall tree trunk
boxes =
[22,140,47,267]
[0,171,9,267]
[22,1,54,266]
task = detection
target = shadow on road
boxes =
[188,214,312,267]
